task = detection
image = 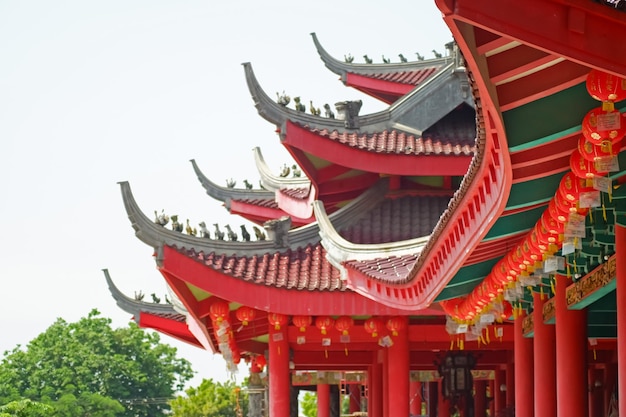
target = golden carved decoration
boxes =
[522,313,534,336]
[542,298,555,322]
[566,256,616,308]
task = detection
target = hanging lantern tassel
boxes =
[551,277,556,296]
[460,337,465,351]
[450,337,454,351]
[486,327,490,344]
[325,349,328,359]
[344,345,349,356]
[593,348,597,361]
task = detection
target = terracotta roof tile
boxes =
[179,244,346,291]
[302,104,475,156]
[307,128,474,156]
[279,187,310,200]
[232,198,279,209]
[345,254,419,283]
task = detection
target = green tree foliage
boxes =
[0,399,53,417]
[170,378,248,417]
[300,392,317,417]
[0,309,194,417]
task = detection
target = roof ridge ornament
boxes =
[253,147,310,191]
[335,100,362,129]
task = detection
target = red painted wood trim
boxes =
[345,73,413,102]
[229,200,314,227]
[139,312,201,348]
[159,246,443,316]
[439,0,626,77]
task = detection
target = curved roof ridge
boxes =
[311,32,454,77]
[253,147,311,191]
[314,201,430,265]
[103,268,182,317]
[244,61,472,137]
[243,61,353,130]
[119,178,389,258]
[191,159,274,203]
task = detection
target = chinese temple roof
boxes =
[311,32,456,104]
[103,268,201,348]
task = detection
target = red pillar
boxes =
[268,323,290,417]
[494,367,505,414]
[428,381,438,417]
[317,383,330,417]
[505,361,515,407]
[617,223,626,417]
[348,384,361,415]
[409,380,420,416]
[589,367,604,417]
[487,379,494,417]
[369,351,383,417]
[514,310,534,417]
[474,380,487,417]
[387,317,409,417]
[533,292,556,417]
[555,273,587,417]
[438,379,450,417]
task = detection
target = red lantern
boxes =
[386,316,407,336]
[292,315,312,332]
[492,260,513,285]
[364,318,384,337]
[251,354,266,372]
[558,172,593,202]
[334,316,354,335]
[210,301,230,324]
[581,107,626,146]
[534,221,558,247]
[521,238,541,264]
[578,135,619,162]
[267,312,288,330]
[504,253,522,277]
[541,211,564,235]
[500,300,513,321]
[548,198,572,224]
[235,306,256,326]
[315,316,335,335]
[570,149,606,179]
[586,69,626,103]
[440,299,463,318]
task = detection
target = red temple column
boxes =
[555,273,587,417]
[268,322,290,417]
[533,291,556,417]
[493,367,504,413]
[409,380,420,416]
[428,381,438,417]
[505,361,515,407]
[348,383,361,415]
[474,380,487,417]
[317,383,330,417]
[438,379,450,417]
[369,351,383,417]
[387,317,409,417]
[514,310,534,417]
[487,379,494,417]
[617,223,626,417]
[589,367,604,417]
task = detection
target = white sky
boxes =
[0,1,452,388]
